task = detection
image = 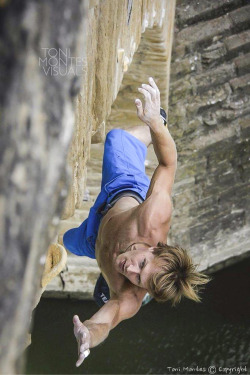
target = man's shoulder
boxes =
[135,192,172,228]
[111,285,147,311]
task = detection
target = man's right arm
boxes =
[136,78,177,201]
[73,293,142,367]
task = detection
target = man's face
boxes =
[115,247,158,289]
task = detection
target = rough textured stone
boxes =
[230,73,250,92]
[177,5,250,48]
[0,0,87,373]
[3,3,250,374]
[176,0,247,28]
[51,0,176,299]
[168,0,250,276]
[234,52,250,75]
[224,29,250,53]
[49,0,250,303]
[63,0,173,216]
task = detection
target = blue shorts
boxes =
[63,129,150,258]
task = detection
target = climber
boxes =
[63,77,209,367]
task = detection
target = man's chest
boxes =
[95,213,138,292]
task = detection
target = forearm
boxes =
[83,299,120,348]
[83,320,110,348]
[150,122,177,167]
[135,77,177,167]
[73,296,141,366]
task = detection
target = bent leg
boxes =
[125,125,152,147]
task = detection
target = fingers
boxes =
[148,77,160,98]
[138,87,151,101]
[135,98,144,119]
[76,335,90,367]
[141,83,157,100]
[73,315,85,334]
[73,315,81,325]
[78,332,86,352]
[76,349,90,367]
[80,343,89,353]
[73,316,91,367]
[76,352,86,367]
[138,78,160,102]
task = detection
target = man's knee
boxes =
[106,128,121,138]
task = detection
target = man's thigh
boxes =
[101,128,148,188]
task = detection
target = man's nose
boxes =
[127,264,138,273]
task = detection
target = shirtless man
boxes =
[63,77,209,367]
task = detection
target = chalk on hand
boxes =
[84,349,90,358]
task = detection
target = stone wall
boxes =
[169,0,250,270]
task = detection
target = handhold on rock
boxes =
[123,56,130,72]
[117,48,125,63]
[41,243,67,288]
[91,121,106,144]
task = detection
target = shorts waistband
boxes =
[100,190,144,216]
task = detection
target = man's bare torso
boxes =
[95,196,170,298]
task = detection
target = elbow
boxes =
[160,158,177,169]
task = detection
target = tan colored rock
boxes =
[41,244,68,288]
[91,121,106,144]
[49,0,177,298]
[63,0,176,217]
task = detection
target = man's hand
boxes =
[73,315,91,367]
[72,296,141,367]
[135,77,162,128]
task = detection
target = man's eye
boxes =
[137,275,141,284]
[140,259,146,269]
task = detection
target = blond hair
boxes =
[148,243,210,306]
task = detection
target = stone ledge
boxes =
[177,5,250,47]
[229,73,250,91]
[44,255,99,300]
[224,29,250,53]
[176,0,244,28]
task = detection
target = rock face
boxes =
[0,0,87,373]
[3,1,249,371]
[169,0,250,270]
[54,0,175,297]
[63,0,173,218]
[0,0,174,372]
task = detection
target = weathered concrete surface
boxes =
[0,0,87,373]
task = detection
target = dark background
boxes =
[25,257,250,374]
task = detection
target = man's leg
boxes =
[125,125,152,148]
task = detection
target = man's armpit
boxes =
[153,191,173,223]
[146,164,176,198]
[141,192,172,226]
